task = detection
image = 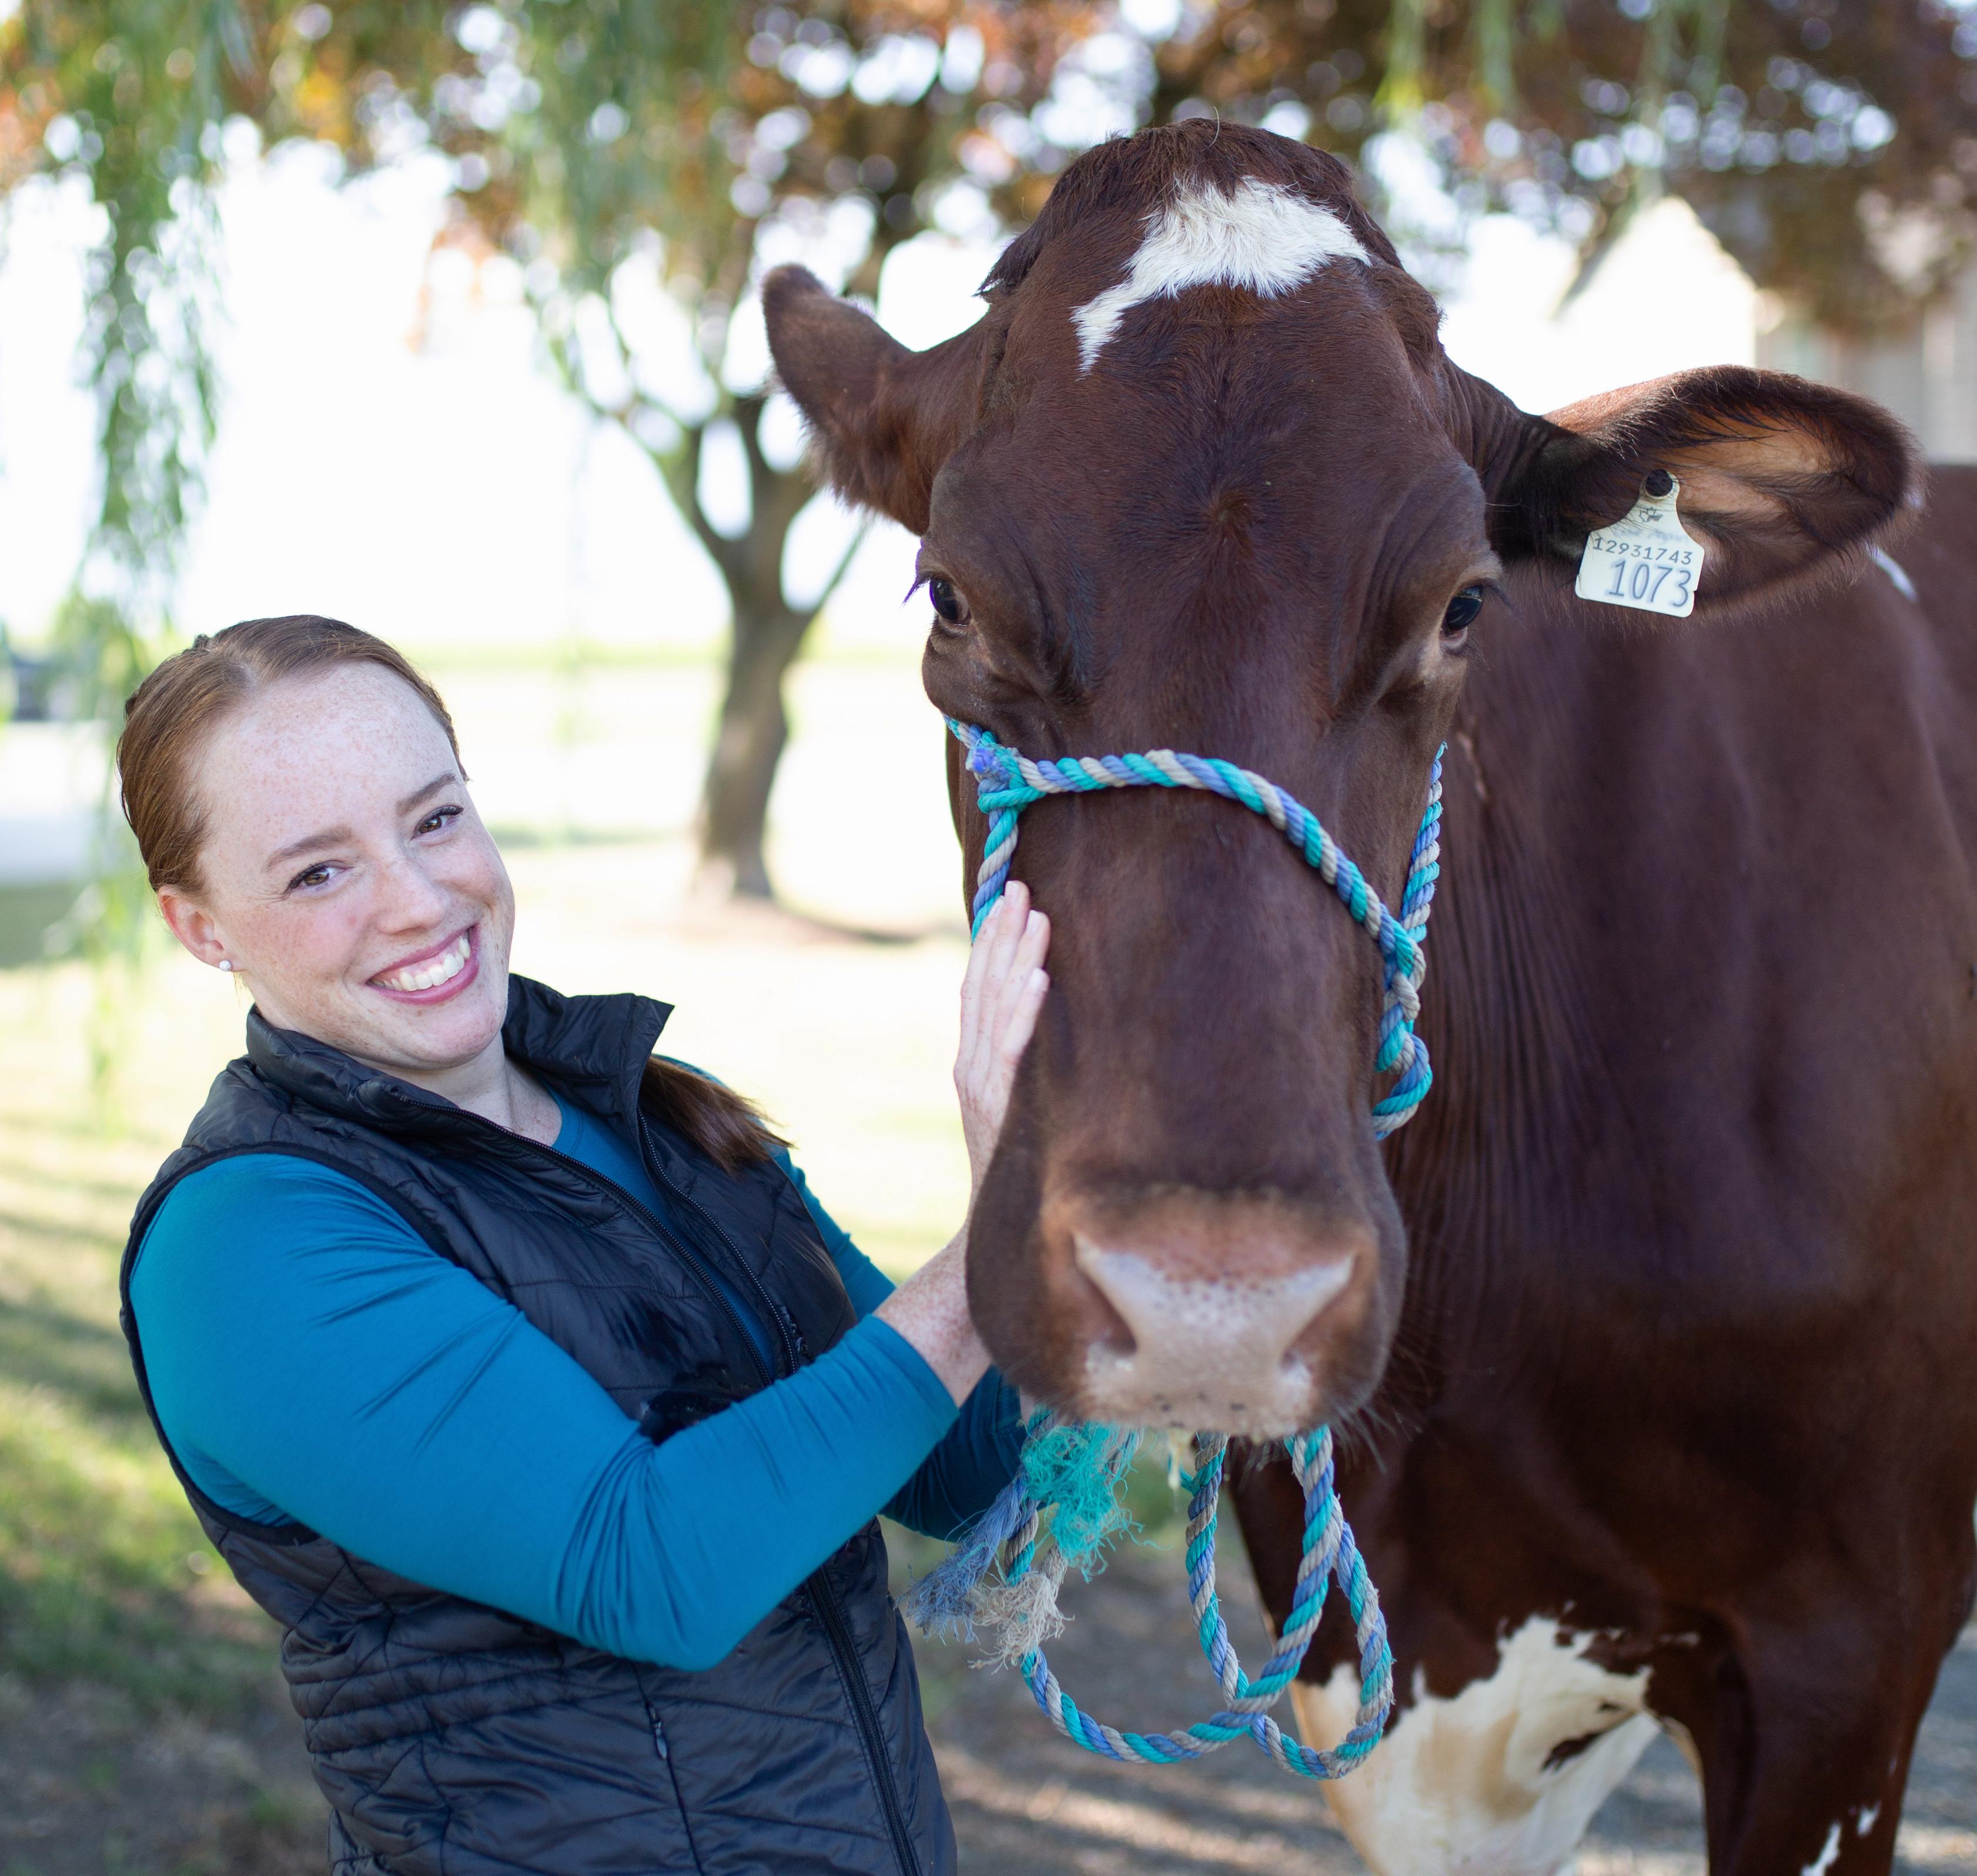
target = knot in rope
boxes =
[948,719,1445,1137]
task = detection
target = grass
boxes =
[0,967,276,1717]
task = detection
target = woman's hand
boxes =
[873,885,1049,1405]
[954,881,1051,1194]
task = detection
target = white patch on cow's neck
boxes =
[1804,1822,1843,1876]
[1290,1616,1661,1876]
[1071,175,1370,371]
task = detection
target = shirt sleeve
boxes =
[776,1150,1026,1539]
[131,1154,958,1672]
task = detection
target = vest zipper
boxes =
[806,1567,922,1876]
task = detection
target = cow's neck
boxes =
[1375,588,1660,1383]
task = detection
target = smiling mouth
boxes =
[373,931,473,995]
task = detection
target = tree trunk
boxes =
[698,595,811,898]
[672,392,853,901]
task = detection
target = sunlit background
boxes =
[3,1,1975,1870]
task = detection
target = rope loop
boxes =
[913,1422,1394,1778]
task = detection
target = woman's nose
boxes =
[373,849,453,930]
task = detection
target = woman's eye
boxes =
[1442,586,1485,639]
[928,577,966,625]
[416,805,462,836]
[287,864,334,892]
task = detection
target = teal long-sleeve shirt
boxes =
[129,1091,1022,1673]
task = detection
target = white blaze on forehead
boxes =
[1071,174,1370,371]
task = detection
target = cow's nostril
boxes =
[1072,1261,1138,1363]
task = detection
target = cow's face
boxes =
[767,122,1915,1435]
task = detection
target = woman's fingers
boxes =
[996,964,1049,1070]
[954,884,1053,1186]
[982,880,1030,1006]
[984,908,1050,1060]
[959,882,1029,1080]
[956,887,1009,1047]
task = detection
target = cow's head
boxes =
[765,122,1916,1435]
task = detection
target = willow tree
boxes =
[446,5,1093,896]
[2,1,1971,902]
[0,0,1102,901]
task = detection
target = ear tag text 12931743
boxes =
[1574,471,1705,618]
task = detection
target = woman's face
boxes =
[158,662,516,1082]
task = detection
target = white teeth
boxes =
[381,933,470,994]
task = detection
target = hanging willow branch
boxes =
[12,2,246,709]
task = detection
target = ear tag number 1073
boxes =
[1574,472,1704,618]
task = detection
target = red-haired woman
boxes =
[116,615,1049,1876]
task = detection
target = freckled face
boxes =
[177,664,514,1078]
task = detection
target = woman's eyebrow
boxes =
[396,771,459,815]
[267,824,352,870]
[265,773,459,872]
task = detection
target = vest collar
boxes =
[242,974,674,1139]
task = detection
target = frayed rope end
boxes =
[904,1470,1033,1640]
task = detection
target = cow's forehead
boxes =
[1069,174,1371,372]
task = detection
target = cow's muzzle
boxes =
[1038,1185,1377,1437]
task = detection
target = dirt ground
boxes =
[0,1540,1972,1875]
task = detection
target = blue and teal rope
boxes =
[912,721,1445,1780]
[949,719,1444,1135]
[1013,1425,1392,1777]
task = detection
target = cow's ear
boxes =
[762,265,988,534]
[1479,364,1921,615]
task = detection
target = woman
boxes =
[116,614,1051,1876]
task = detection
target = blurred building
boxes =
[1760,266,1977,463]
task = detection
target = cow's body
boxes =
[762,119,1976,1871]
[1242,495,1977,1871]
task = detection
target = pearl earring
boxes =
[218,959,234,973]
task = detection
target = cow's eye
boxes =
[928,577,966,625]
[1442,585,1485,639]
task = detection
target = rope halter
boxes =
[913,721,1452,1782]
[946,719,1445,1135]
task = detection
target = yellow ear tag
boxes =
[1574,473,1705,618]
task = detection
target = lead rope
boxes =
[906,721,1445,1780]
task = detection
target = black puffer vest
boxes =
[119,977,954,1876]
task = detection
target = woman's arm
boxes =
[132,1155,959,1673]
[778,1154,1026,1539]
[772,886,1049,1535]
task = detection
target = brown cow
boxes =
[764,121,1977,1872]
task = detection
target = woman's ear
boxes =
[156,886,230,972]
[1466,364,1922,620]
